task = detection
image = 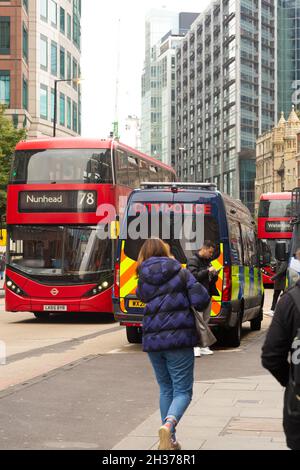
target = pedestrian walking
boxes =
[136,238,210,450]
[0,255,5,280]
[268,260,288,317]
[187,240,219,357]
[262,282,300,450]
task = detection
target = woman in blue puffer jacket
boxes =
[136,238,210,451]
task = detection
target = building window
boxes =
[73,1,81,49]
[60,93,65,126]
[23,0,28,13]
[73,58,78,88]
[67,13,71,39]
[50,0,57,28]
[22,23,28,62]
[40,84,48,119]
[72,101,78,132]
[51,88,55,122]
[0,71,10,106]
[60,7,65,34]
[0,17,10,54]
[40,35,48,71]
[67,97,71,129]
[40,0,48,21]
[60,46,65,79]
[51,41,57,76]
[22,75,28,110]
[67,52,72,80]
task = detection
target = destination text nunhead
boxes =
[26,194,63,204]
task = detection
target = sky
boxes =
[81,0,211,139]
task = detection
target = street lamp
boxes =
[53,77,81,137]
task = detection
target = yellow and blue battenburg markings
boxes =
[118,240,262,316]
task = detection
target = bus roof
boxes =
[15,138,175,173]
[259,192,291,200]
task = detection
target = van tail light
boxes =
[114,263,120,298]
[222,266,232,302]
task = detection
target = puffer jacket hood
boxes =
[138,257,182,302]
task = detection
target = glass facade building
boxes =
[278,0,300,117]
[175,0,276,213]
[141,10,199,165]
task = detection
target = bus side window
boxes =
[116,150,129,186]
[128,156,139,188]
[229,220,243,264]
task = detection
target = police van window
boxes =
[116,150,129,186]
[123,202,220,264]
[246,228,258,266]
[241,225,257,266]
[128,156,139,188]
[229,220,243,264]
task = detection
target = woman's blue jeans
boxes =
[148,348,194,426]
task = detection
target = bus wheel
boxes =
[33,312,50,321]
[223,314,242,348]
[126,326,142,344]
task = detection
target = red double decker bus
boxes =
[5,138,176,319]
[257,192,292,285]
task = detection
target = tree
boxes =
[0,105,26,217]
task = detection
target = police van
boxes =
[113,182,265,347]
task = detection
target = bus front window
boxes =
[8,225,112,283]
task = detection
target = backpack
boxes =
[286,287,300,416]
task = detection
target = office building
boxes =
[175,0,276,213]
[255,107,300,210]
[141,10,199,165]
[0,0,81,138]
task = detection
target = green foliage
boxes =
[0,105,26,216]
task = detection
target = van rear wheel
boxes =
[250,309,262,331]
[222,314,242,348]
[126,326,142,344]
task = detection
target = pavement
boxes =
[0,286,290,450]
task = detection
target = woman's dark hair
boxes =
[136,238,172,274]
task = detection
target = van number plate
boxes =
[128,300,145,308]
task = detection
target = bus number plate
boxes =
[43,305,67,311]
[128,300,145,308]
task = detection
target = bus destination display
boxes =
[19,190,97,212]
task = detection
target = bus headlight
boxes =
[82,279,112,298]
[6,277,28,297]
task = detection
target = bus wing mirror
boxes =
[275,241,288,262]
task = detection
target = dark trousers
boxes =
[271,289,283,311]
